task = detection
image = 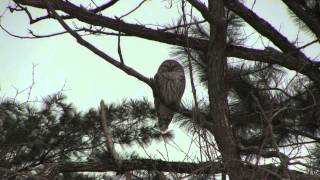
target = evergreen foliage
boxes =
[1,0,320,179]
[0,94,172,179]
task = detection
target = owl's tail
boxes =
[157,103,174,131]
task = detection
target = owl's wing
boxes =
[154,74,175,131]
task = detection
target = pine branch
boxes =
[225,0,305,56]
[282,0,320,39]
[33,160,320,180]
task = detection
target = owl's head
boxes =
[158,59,183,72]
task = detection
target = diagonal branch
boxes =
[13,0,320,129]
[225,0,309,59]
[186,0,213,23]
[100,100,121,167]
[281,0,320,39]
[40,0,213,133]
[91,0,119,13]
[40,0,151,87]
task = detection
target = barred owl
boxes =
[154,60,185,131]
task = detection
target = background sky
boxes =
[0,0,319,163]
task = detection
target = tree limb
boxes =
[227,45,320,84]
[186,0,213,23]
[11,0,320,85]
[207,0,242,179]
[39,0,213,134]
[225,0,309,59]
[281,0,320,39]
[91,0,120,13]
[39,0,151,87]
[38,160,320,180]
[12,0,208,51]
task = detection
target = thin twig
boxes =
[41,0,151,86]
[117,31,124,64]
[26,63,38,102]
[119,0,148,19]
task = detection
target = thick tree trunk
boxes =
[207,0,244,179]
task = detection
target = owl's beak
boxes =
[159,124,168,132]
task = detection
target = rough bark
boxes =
[206,0,244,179]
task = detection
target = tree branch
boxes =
[207,0,242,179]
[38,160,320,180]
[39,0,213,135]
[91,0,120,13]
[11,0,320,86]
[225,0,309,59]
[40,0,151,87]
[100,100,121,167]
[227,45,320,84]
[57,160,223,174]
[186,0,213,23]
[281,0,320,39]
[13,0,208,51]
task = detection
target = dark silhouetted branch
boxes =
[281,0,320,39]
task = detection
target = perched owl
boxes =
[154,60,186,131]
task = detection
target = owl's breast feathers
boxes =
[154,60,186,131]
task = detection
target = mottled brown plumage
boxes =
[154,60,185,131]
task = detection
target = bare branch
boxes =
[91,0,119,13]
[186,0,213,23]
[119,0,148,19]
[40,0,151,87]
[12,0,208,50]
[26,63,38,102]
[117,31,124,64]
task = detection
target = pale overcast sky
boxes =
[0,0,319,109]
[0,0,319,162]
[0,1,181,110]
